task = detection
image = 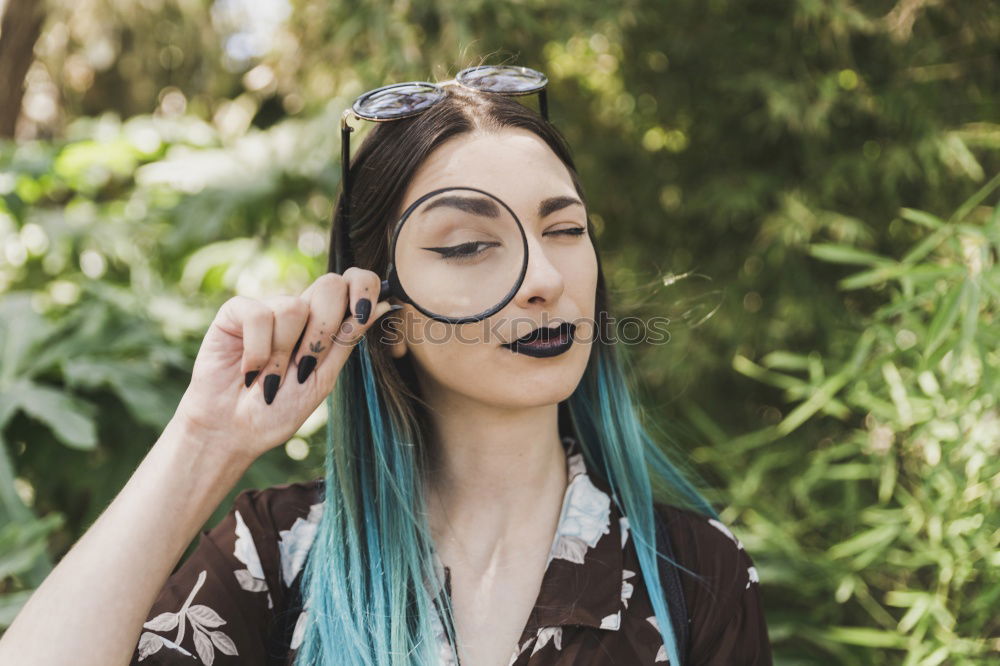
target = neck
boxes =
[421,391,569,569]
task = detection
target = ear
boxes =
[383,311,409,359]
[388,335,408,359]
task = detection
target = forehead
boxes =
[399,129,579,219]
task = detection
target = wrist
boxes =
[158,416,255,477]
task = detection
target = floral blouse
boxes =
[130,437,772,665]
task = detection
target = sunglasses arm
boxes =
[336,109,357,274]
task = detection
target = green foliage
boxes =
[1,0,999,661]
[0,113,336,627]
[709,180,1000,662]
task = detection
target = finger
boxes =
[212,295,274,388]
[291,272,350,386]
[328,295,390,351]
[320,299,395,370]
[342,266,381,325]
[258,295,310,405]
[239,300,275,388]
[299,271,390,387]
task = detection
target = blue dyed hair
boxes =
[292,86,719,665]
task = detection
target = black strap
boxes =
[654,508,690,664]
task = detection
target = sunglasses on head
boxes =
[334,65,549,276]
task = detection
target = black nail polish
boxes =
[263,374,280,404]
[244,370,260,388]
[297,355,317,384]
[355,298,372,324]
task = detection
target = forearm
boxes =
[0,418,252,666]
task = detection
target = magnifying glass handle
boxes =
[342,279,394,320]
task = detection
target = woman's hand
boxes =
[170,268,393,465]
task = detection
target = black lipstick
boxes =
[501,322,575,358]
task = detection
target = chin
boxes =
[492,349,590,406]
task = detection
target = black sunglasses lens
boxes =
[456,65,548,94]
[353,82,445,120]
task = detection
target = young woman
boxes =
[0,67,771,665]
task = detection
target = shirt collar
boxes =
[525,435,625,633]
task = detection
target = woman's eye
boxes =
[545,227,586,237]
[422,240,500,259]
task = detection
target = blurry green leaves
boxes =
[725,181,1000,659]
[0,87,352,628]
[0,289,189,447]
[0,510,64,628]
[730,329,875,451]
[52,138,139,197]
[0,294,96,450]
[3,379,97,451]
[806,243,896,268]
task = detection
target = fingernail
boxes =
[263,374,280,404]
[244,370,260,388]
[355,298,372,324]
[297,355,317,384]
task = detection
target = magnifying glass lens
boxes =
[394,189,525,320]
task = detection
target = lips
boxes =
[509,322,573,344]
[501,322,576,357]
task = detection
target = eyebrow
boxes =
[421,195,500,218]
[538,196,584,218]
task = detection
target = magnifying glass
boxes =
[368,186,529,324]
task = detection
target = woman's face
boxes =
[387,128,598,411]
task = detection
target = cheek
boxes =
[561,244,598,310]
[560,245,598,342]
[403,317,496,383]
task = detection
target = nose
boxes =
[510,236,565,309]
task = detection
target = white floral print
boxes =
[233,510,271,609]
[279,502,324,654]
[707,518,745,550]
[621,568,636,609]
[508,635,536,665]
[290,598,311,651]
[233,511,266,579]
[135,632,193,661]
[137,570,239,665]
[531,626,563,655]
[278,501,323,586]
[546,459,611,565]
[600,610,622,630]
[645,615,670,663]
[708,517,762,588]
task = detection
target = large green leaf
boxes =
[0,294,53,384]
[61,358,174,429]
[16,381,97,450]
